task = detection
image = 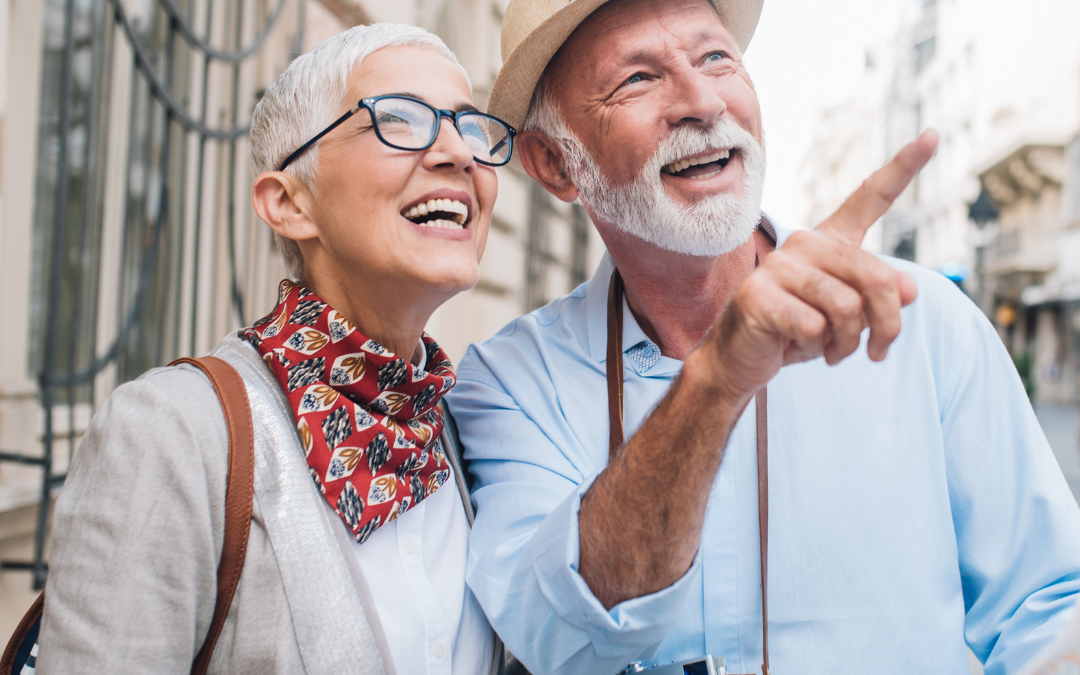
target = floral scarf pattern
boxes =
[244,280,456,543]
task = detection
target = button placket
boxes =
[396,501,454,674]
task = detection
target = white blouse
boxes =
[350,343,494,675]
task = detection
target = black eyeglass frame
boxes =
[277,94,517,171]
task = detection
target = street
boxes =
[1038,403,1080,504]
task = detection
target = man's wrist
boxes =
[681,348,752,418]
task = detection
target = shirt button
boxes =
[433,642,446,658]
[403,539,418,555]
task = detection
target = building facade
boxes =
[0,0,600,633]
[800,0,1080,404]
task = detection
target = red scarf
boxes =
[244,280,456,543]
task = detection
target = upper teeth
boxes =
[663,149,731,175]
[403,199,469,225]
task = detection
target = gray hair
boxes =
[522,73,614,208]
[250,23,471,280]
[523,73,607,195]
[524,74,575,158]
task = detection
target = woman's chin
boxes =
[416,265,479,298]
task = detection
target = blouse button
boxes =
[433,642,446,658]
[403,538,418,555]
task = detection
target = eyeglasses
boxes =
[278,94,517,171]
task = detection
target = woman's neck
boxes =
[300,270,439,364]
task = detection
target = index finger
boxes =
[817,129,939,247]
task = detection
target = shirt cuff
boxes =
[527,473,700,658]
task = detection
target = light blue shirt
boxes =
[448,224,1080,675]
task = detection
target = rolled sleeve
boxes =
[453,353,697,675]
[528,474,701,656]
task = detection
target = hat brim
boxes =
[489,0,765,133]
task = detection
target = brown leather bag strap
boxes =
[606,269,770,675]
[0,590,44,673]
[170,356,255,675]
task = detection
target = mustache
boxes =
[648,118,761,171]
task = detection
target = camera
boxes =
[616,655,727,675]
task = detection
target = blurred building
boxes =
[0,0,598,632]
[800,0,1080,403]
[975,138,1080,403]
[799,96,878,249]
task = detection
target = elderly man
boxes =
[446,1,1080,674]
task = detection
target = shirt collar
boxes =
[584,213,790,367]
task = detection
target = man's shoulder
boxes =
[455,280,594,382]
[872,254,997,377]
[883,255,980,323]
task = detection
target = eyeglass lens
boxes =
[371,97,511,165]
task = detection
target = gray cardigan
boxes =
[37,334,493,674]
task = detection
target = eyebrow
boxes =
[381,92,479,114]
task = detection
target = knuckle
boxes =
[763,249,786,269]
[881,317,902,341]
[796,313,827,342]
[803,269,827,296]
[739,272,764,298]
[834,292,862,320]
[874,266,897,290]
[864,260,896,290]
[873,314,902,342]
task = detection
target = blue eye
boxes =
[707,52,728,62]
[626,73,645,85]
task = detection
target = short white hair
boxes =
[523,73,598,186]
[524,74,571,152]
[250,23,471,279]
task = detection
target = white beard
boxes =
[559,118,767,256]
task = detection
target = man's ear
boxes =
[252,171,319,242]
[518,132,580,203]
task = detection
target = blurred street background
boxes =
[0,0,1078,670]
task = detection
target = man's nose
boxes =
[665,66,726,128]
[424,116,475,171]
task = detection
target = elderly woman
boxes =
[34,23,512,675]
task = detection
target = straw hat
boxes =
[489,0,765,132]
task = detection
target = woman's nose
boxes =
[424,116,475,171]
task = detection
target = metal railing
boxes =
[0,0,303,590]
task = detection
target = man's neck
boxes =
[611,229,773,361]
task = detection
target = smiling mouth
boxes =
[401,198,470,230]
[662,149,734,180]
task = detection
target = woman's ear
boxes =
[252,171,320,242]
[517,132,580,203]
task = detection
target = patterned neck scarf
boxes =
[244,280,456,544]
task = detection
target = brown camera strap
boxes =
[606,269,770,675]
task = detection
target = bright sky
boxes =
[745,0,905,229]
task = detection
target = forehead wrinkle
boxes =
[546,0,735,123]
[569,8,734,83]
